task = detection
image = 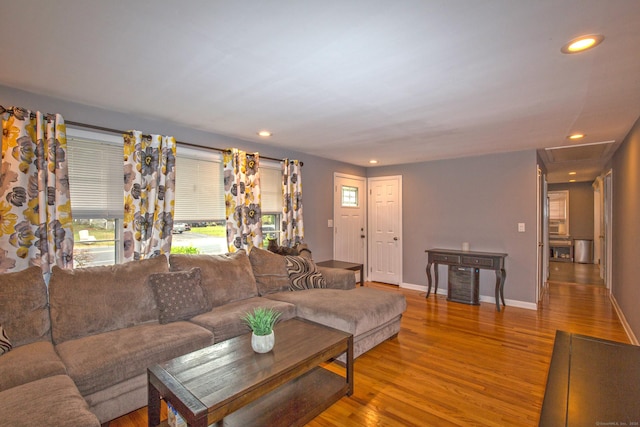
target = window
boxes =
[260,164,283,246]
[172,148,227,255]
[66,128,284,262]
[548,190,569,236]
[67,128,123,267]
[341,186,358,207]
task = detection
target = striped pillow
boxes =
[0,324,11,355]
[284,256,327,290]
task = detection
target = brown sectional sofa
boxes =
[0,247,406,426]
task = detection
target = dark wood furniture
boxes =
[540,331,640,426]
[316,260,364,286]
[147,318,353,427]
[425,248,508,311]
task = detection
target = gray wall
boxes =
[0,85,364,262]
[548,182,594,240]
[611,115,640,340]
[368,150,539,304]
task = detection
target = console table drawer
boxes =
[462,256,494,268]
[431,254,461,264]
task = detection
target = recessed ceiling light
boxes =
[568,133,585,140]
[369,160,378,164]
[257,130,272,137]
[569,171,577,175]
[561,34,604,54]
[569,179,577,183]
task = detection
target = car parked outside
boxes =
[173,223,190,234]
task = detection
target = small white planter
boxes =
[251,331,275,353]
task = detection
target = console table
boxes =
[425,248,508,311]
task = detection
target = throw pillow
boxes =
[148,268,211,324]
[248,247,291,295]
[284,256,327,290]
[0,324,11,355]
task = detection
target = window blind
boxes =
[67,137,123,218]
[174,155,225,221]
[260,166,283,213]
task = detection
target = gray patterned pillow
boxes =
[148,267,211,324]
[0,324,11,355]
[284,256,327,290]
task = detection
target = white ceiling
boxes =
[1,1,639,183]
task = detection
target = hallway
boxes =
[548,261,604,286]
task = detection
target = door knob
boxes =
[393,237,398,241]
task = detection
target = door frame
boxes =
[333,172,367,274]
[367,175,403,285]
[604,170,613,290]
[536,165,549,305]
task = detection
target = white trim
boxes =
[67,126,123,145]
[399,283,537,310]
[610,293,640,345]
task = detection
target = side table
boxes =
[316,260,364,286]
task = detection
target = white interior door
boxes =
[333,174,366,266]
[368,176,402,285]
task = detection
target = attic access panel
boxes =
[545,142,614,163]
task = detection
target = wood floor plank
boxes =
[110,276,629,427]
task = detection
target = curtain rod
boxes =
[0,105,302,165]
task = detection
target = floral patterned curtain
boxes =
[223,149,262,252]
[123,131,176,261]
[282,159,303,247]
[0,107,73,273]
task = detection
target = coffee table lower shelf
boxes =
[156,366,346,427]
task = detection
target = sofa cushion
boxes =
[248,247,291,295]
[49,256,169,344]
[284,256,326,290]
[148,267,211,324]
[0,374,100,427]
[169,250,258,307]
[0,265,51,347]
[189,296,296,343]
[266,287,407,336]
[55,321,214,396]
[0,341,67,392]
[0,325,10,355]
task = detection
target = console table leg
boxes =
[495,271,502,312]
[426,262,433,298]
[500,268,506,306]
[434,263,439,295]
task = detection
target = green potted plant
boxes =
[242,307,281,353]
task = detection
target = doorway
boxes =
[367,176,402,285]
[333,173,366,268]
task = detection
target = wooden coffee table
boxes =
[147,318,353,427]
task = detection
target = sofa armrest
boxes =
[318,266,356,290]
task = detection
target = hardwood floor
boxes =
[548,260,604,285]
[110,279,629,427]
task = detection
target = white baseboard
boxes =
[399,282,537,310]
[610,293,640,345]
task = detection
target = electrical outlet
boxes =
[518,223,525,232]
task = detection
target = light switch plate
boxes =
[328,219,333,227]
[518,223,525,232]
